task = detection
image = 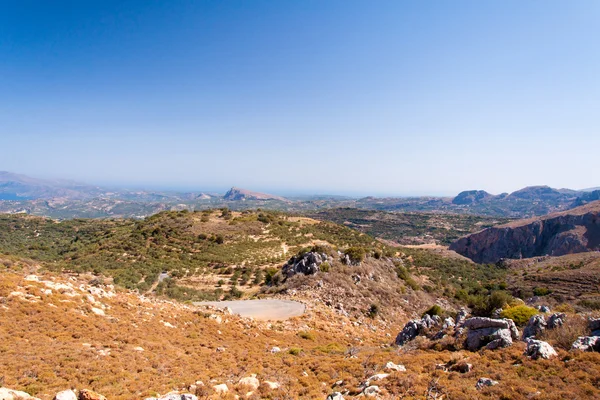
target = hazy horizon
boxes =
[2,1,599,195]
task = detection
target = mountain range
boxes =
[0,171,598,219]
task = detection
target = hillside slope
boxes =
[450,201,600,263]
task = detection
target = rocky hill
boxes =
[223,187,287,202]
[452,190,496,205]
[0,171,103,200]
[449,201,600,264]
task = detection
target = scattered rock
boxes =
[463,317,519,351]
[525,338,558,360]
[442,317,455,329]
[263,381,280,390]
[54,390,77,400]
[523,314,546,339]
[78,389,107,400]
[0,387,41,400]
[212,384,228,395]
[326,393,344,400]
[384,361,406,372]
[547,313,566,329]
[365,373,389,385]
[270,346,281,353]
[91,307,105,316]
[238,375,260,390]
[571,336,600,352]
[146,394,197,400]
[476,378,498,390]
[363,386,380,397]
[539,305,551,313]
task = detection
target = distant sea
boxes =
[0,193,32,200]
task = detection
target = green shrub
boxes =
[315,343,346,354]
[533,287,551,296]
[367,304,379,318]
[319,262,330,272]
[288,347,302,355]
[500,305,538,326]
[298,331,315,340]
[423,304,443,317]
[488,290,514,310]
[344,247,366,264]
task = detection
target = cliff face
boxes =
[449,202,600,264]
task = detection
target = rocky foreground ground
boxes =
[1,264,600,399]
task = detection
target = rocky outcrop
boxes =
[523,313,566,339]
[450,201,600,263]
[571,336,600,352]
[525,338,558,360]
[282,252,328,277]
[463,317,519,350]
[395,314,441,345]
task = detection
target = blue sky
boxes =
[1,1,599,196]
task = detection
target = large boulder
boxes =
[525,338,558,360]
[282,252,327,277]
[571,336,600,352]
[0,388,41,400]
[463,317,519,351]
[54,391,77,400]
[523,314,547,339]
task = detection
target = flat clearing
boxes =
[195,299,305,320]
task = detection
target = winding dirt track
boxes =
[194,299,305,320]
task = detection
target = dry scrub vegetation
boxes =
[1,261,600,400]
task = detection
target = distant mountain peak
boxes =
[223,187,286,201]
[452,190,494,205]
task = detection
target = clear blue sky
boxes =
[1,1,598,196]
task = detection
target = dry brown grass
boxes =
[1,267,600,399]
[539,314,590,351]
